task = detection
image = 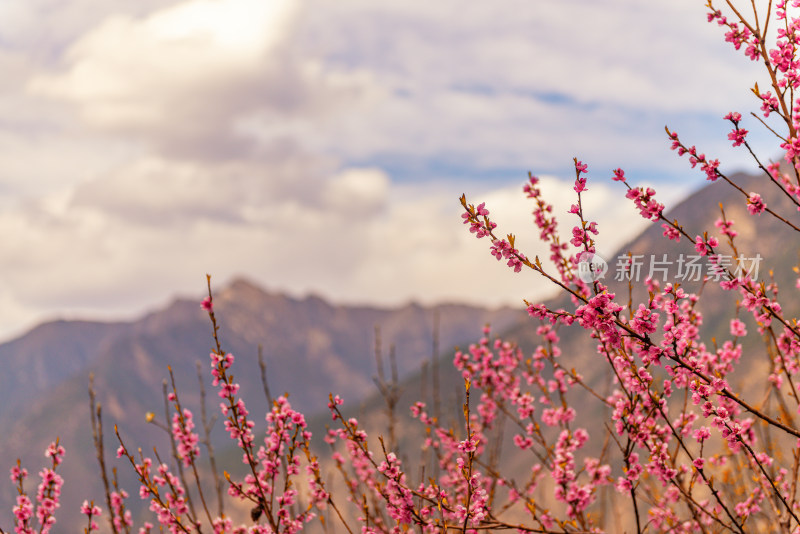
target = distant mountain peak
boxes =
[226,276,267,294]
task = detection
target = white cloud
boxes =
[29,0,376,161]
[25,0,769,174]
[257,0,770,176]
[325,168,390,216]
[0,0,167,56]
[298,0,761,113]
[0,0,773,342]
[33,0,297,113]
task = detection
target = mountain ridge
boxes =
[0,275,528,531]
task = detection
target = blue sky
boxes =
[0,0,781,340]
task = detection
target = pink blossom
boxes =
[746,192,766,214]
[760,91,779,116]
[694,235,719,256]
[730,318,747,337]
[728,127,748,147]
[701,158,720,180]
[626,187,664,221]
[10,465,27,483]
[661,223,681,242]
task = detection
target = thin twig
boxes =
[196,362,224,518]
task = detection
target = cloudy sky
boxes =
[0,0,776,340]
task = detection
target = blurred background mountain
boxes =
[0,276,526,530]
[1,169,798,531]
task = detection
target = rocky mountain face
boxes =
[0,278,526,531]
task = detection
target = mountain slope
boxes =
[309,169,800,531]
[0,278,526,531]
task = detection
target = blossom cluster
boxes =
[8,442,65,534]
